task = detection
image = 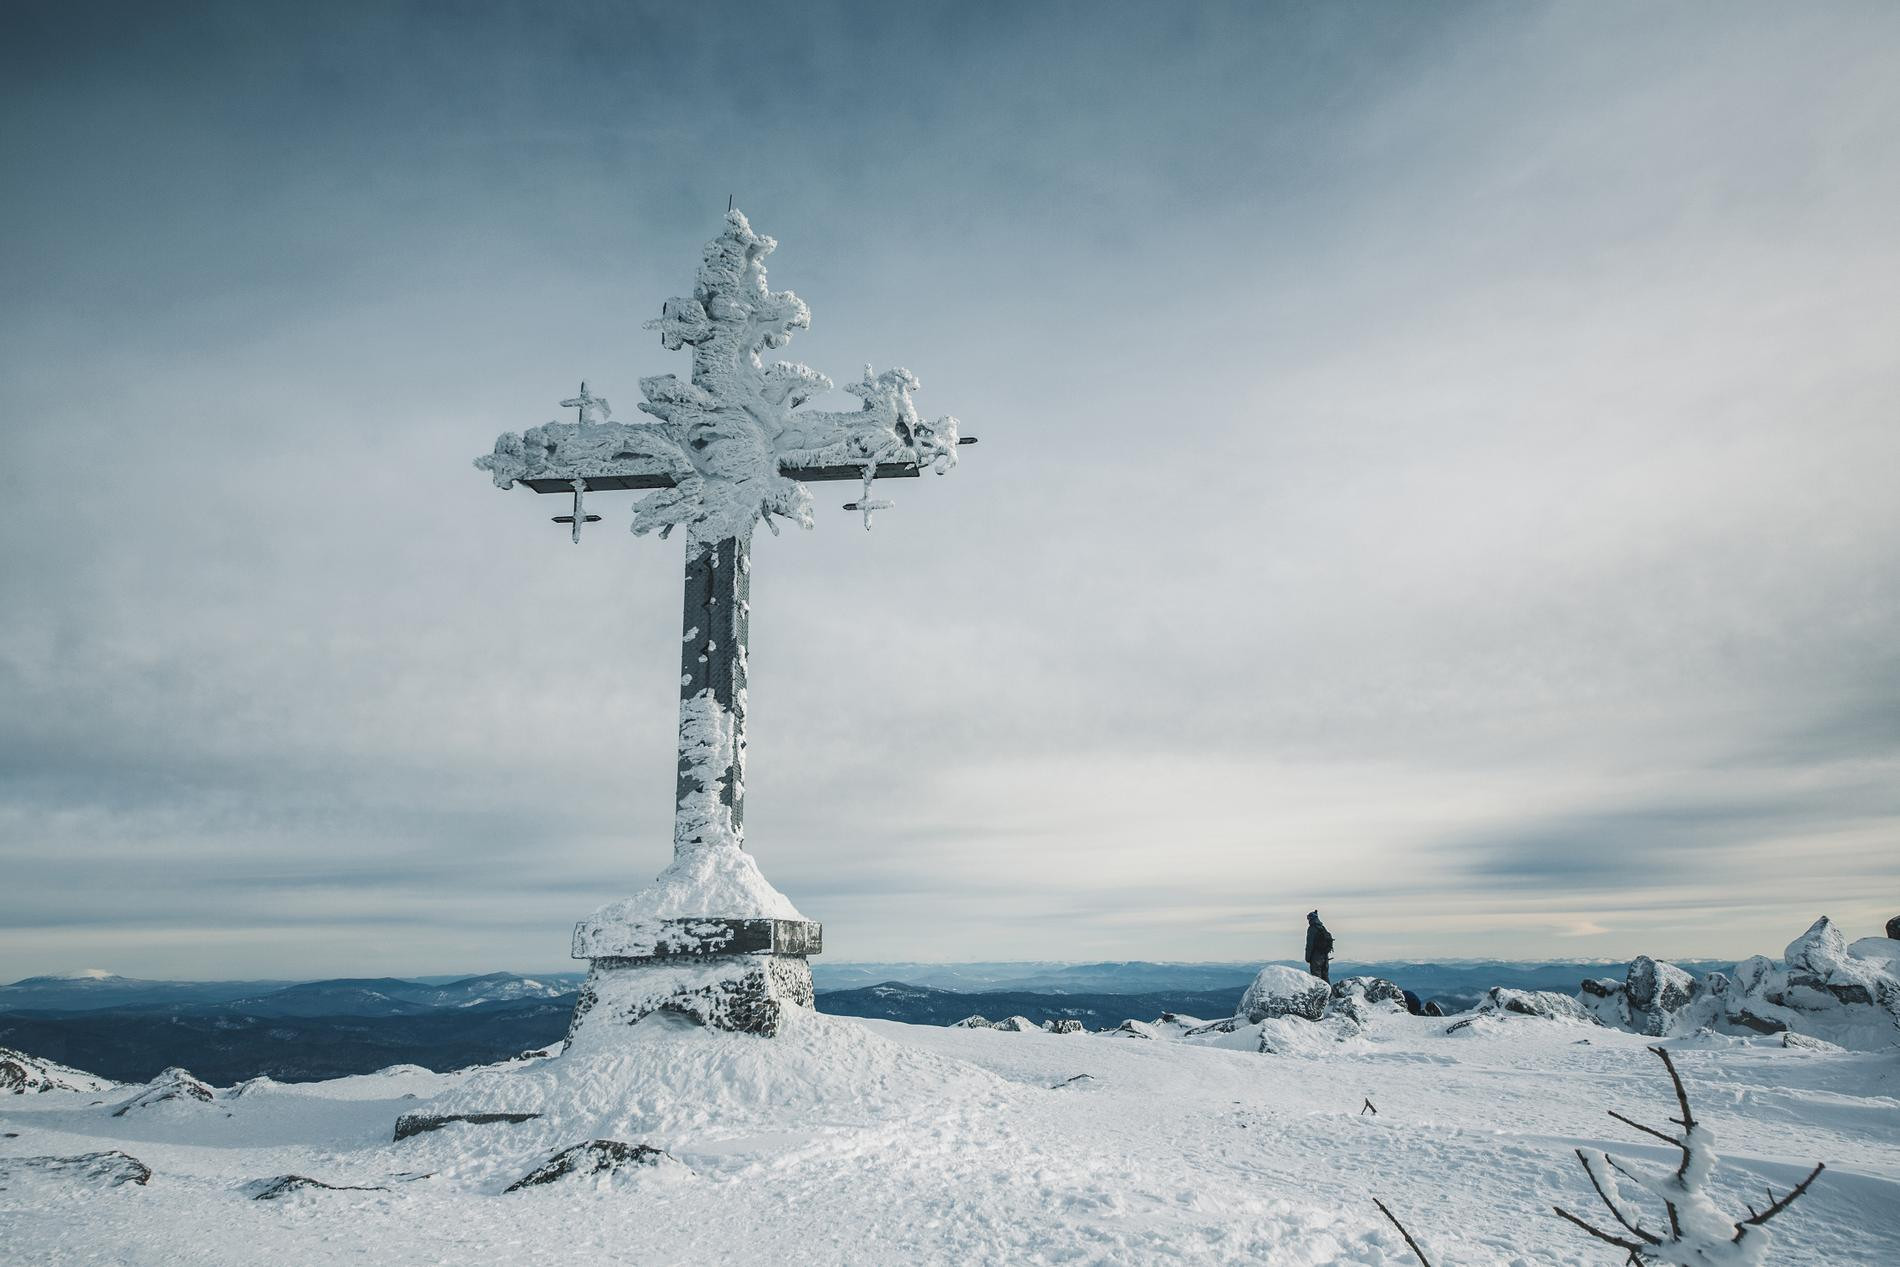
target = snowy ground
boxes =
[1,1009,1894,1266]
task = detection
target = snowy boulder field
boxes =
[2,1002,1896,1265]
[1576,918,1900,1051]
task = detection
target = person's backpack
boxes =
[1315,926,1334,957]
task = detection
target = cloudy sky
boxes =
[2,2,1896,979]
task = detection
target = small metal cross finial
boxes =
[552,477,602,544]
[559,382,609,425]
[842,466,894,530]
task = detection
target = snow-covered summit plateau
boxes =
[3,982,1894,1264]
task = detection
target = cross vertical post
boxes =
[676,534,750,850]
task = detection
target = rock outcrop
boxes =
[1042,1019,1085,1034]
[503,1140,676,1192]
[392,1111,539,1142]
[249,1174,387,1200]
[1575,917,1900,1049]
[1625,956,1698,1035]
[1325,977,1408,1026]
[111,1067,214,1116]
[0,1047,115,1095]
[0,1150,150,1189]
[1238,966,1330,1023]
[1446,987,1598,1032]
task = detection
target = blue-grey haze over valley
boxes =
[1,1,1895,978]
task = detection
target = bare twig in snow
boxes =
[1553,1046,1826,1264]
[1374,1197,1433,1266]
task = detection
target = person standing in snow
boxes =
[1304,910,1333,982]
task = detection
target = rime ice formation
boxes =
[472,211,965,1043]
[474,209,961,545]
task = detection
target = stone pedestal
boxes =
[567,917,823,1041]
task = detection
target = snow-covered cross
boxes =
[558,381,609,425]
[473,210,972,1037]
[550,477,600,544]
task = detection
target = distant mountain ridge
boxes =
[0,996,577,1084]
[0,971,587,1016]
[817,982,1247,1028]
[0,960,1744,1084]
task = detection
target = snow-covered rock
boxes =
[393,1111,540,1142]
[1042,1019,1084,1035]
[1328,976,1405,1008]
[950,1015,993,1029]
[1785,917,1898,1010]
[1448,987,1598,1031]
[1253,1015,1363,1055]
[1238,966,1330,1023]
[1582,917,1900,1049]
[1850,935,1900,970]
[1578,976,1628,1027]
[991,1016,1038,1033]
[1624,955,1699,1036]
[1323,977,1407,1026]
[249,1174,387,1200]
[503,1140,680,1192]
[110,1067,214,1116]
[0,1150,150,1189]
[0,1047,115,1095]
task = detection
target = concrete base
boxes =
[567,953,816,1040]
[572,916,822,961]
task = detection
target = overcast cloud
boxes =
[2,1,1896,978]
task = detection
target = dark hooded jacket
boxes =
[1304,916,1333,963]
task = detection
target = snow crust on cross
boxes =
[475,210,961,544]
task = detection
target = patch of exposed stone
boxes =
[392,1111,540,1142]
[0,1150,151,1190]
[249,1174,388,1200]
[503,1140,676,1192]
